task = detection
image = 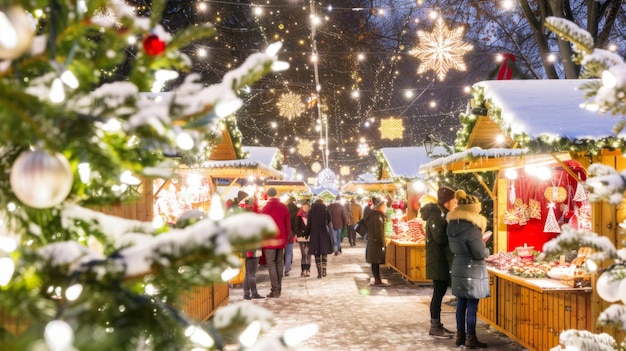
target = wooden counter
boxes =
[478,268,592,351]
[385,240,430,283]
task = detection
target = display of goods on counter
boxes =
[389,217,426,243]
[508,261,557,278]
[485,251,519,270]
[560,267,592,288]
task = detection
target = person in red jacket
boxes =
[260,187,290,298]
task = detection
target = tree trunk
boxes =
[550,0,579,78]
[520,0,559,78]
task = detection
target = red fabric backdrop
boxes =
[505,161,587,252]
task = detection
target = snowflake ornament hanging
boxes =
[409,18,473,81]
[379,117,405,140]
[297,139,314,157]
[277,92,305,120]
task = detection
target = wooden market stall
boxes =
[419,79,625,349]
[373,146,450,283]
[263,179,312,199]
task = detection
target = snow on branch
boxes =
[550,330,618,351]
[545,17,594,55]
[38,209,278,279]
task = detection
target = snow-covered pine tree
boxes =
[541,17,626,351]
[0,1,307,350]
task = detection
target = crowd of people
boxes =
[225,185,492,349]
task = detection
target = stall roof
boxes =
[473,79,623,143]
[380,146,449,179]
[242,146,281,167]
[421,79,617,174]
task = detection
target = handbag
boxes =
[354,219,368,235]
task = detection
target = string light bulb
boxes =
[44,320,74,351]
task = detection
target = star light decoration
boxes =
[297,139,314,157]
[409,18,473,81]
[276,92,305,120]
[340,166,350,176]
[379,117,405,140]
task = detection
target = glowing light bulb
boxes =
[49,78,65,103]
[0,257,15,286]
[209,193,224,220]
[61,70,79,89]
[186,326,215,348]
[44,320,74,351]
[65,284,83,301]
[283,323,319,346]
[215,98,243,117]
[602,70,617,89]
[221,267,240,281]
[176,132,194,150]
[78,162,91,184]
[0,236,17,252]
[239,321,261,347]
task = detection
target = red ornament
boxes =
[143,34,166,56]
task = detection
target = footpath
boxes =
[228,237,526,350]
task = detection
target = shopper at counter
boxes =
[447,190,490,349]
[420,186,457,339]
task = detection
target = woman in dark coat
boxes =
[305,199,334,278]
[420,187,456,339]
[364,198,387,286]
[446,190,490,349]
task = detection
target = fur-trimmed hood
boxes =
[446,207,487,235]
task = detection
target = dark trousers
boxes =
[456,297,480,335]
[430,279,449,319]
[242,257,260,295]
[371,263,380,279]
[263,248,284,293]
[347,225,357,245]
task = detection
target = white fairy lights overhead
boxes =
[410,18,473,81]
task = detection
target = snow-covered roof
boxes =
[419,147,528,174]
[476,79,625,139]
[380,146,449,178]
[242,146,280,165]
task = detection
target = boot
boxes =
[455,332,465,346]
[316,262,322,278]
[429,319,451,339]
[322,256,328,277]
[301,264,306,277]
[465,335,487,349]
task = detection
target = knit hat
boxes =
[266,187,278,197]
[437,186,455,206]
[237,190,249,203]
[454,189,481,214]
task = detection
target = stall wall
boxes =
[504,163,588,252]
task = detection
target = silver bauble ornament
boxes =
[596,269,624,303]
[0,6,35,59]
[10,149,74,208]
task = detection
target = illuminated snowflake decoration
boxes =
[357,143,370,157]
[409,18,473,81]
[311,162,322,173]
[277,92,305,120]
[379,117,405,140]
[340,166,350,176]
[297,139,314,157]
[317,168,338,189]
